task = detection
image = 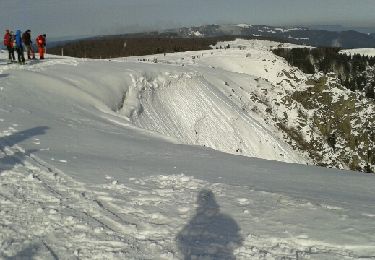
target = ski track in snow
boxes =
[1,140,372,259]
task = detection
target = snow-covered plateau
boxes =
[340,48,375,57]
[1,40,375,259]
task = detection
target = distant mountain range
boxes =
[48,24,375,51]
[307,25,375,34]
[165,24,375,48]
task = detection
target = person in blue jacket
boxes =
[15,30,25,64]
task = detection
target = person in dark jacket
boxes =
[36,34,46,59]
[3,30,15,62]
[22,29,35,59]
[15,30,25,64]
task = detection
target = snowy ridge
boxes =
[340,48,375,57]
[115,40,310,164]
[1,40,375,259]
[236,24,252,29]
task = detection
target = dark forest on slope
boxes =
[48,36,232,58]
[272,47,375,99]
[48,34,290,59]
[273,47,375,173]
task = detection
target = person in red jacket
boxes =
[3,29,15,62]
[36,34,46,59]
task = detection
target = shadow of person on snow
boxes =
[2,243,41,260]
[0,126,49,173]
[2,240,59,260]
[177,189,243,260]
[0,149,39,173]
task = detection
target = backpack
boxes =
[15,31,22,48]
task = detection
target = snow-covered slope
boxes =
[124,40,311,164]
[125,69,302,163]
[1,42,375,259]
[340,48,375,57]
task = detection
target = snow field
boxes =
[1,143,373,259]
[1,41,375,259]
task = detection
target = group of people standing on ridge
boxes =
[3,29,46,64]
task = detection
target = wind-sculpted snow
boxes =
[1,41,375,259]
[123,71,303,163]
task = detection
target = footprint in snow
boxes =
[237,198,250,206]
[178,207,190,214]
[50,158,68,163]
[362,213,375,218]
[49,209,58,214]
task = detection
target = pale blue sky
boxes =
[1,0,375,39]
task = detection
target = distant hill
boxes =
[169,24,375,48]
[48,24,375,59]
[48,35,237,58]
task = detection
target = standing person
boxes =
[15,30,25,64]
[36,34,46,59]
[10,31,16,62]
[22,29,35,59]
[3,29,15,62]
